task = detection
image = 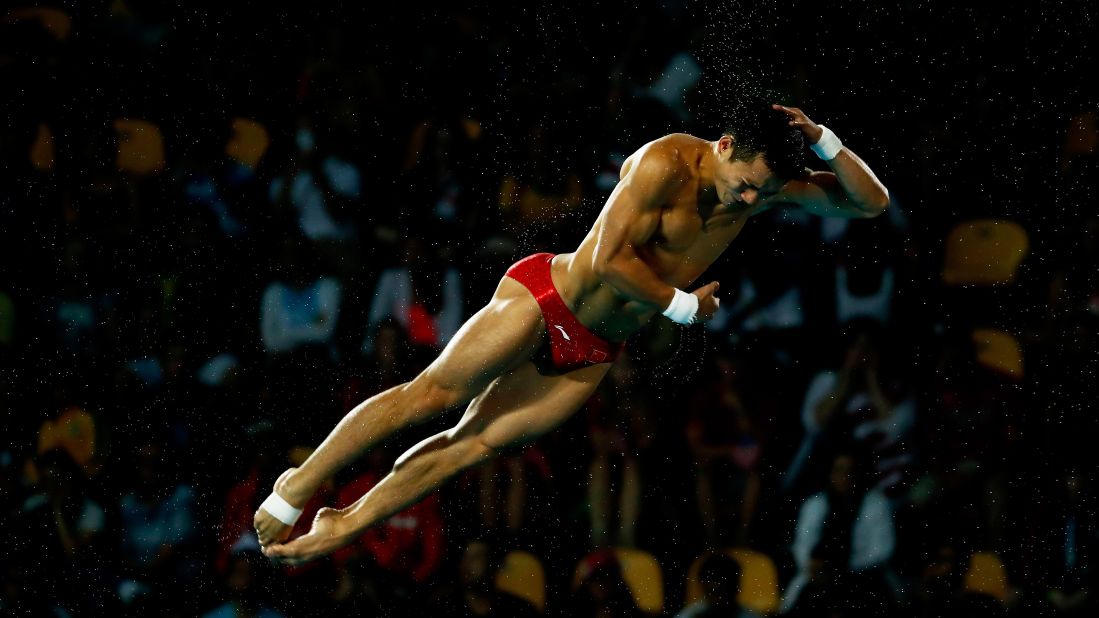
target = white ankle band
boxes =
[260,492,303,526]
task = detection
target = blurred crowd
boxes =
[2,1,1097,616]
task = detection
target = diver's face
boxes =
[714,136,782,207]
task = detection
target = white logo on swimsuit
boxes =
[552,325,571,341]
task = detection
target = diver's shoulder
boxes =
[632,134,700,167]
[647,132,706,156]
[658,132,708,145]
[620,134,702,181]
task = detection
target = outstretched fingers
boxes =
[772,103,806,126]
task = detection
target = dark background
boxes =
[1,1,1097,616]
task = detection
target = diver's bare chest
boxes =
[655,200,751,250]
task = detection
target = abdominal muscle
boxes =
[545,238,727,343]
[546,250,653,344]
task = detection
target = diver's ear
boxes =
[718,134,734,158]
[716,133,734,161]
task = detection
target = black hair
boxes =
[723,95,806,181]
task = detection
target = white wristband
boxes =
[260,492,303,526]
[662,288,699,325]
[810,124,843,161]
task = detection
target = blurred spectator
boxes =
[707,256,806,348]
[781,452,897,615]
[117,434,199,603]
[361,237,463,355]
[471,445,552,535]
[497,125,584,248]
[676,552,759,618]
[182,152,253,239]
[785,328,915,499]
[260,238,343,427]
[15,449,113,614]
[833,220,903,328]
[835,262,894,325]
[687,353,763,545]
[587,351,656,548]
[260,239,342,357]
[268,115,360,244]
[641,49,702,122]
[397,114,483,233]
[1046,471,1096,616]
[915,333,1018,550]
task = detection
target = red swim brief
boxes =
[505,253,625,372]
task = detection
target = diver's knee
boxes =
[392,431,495,474]
[407,373,466,412]
[452,433,498,469]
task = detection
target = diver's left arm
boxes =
[771,104,890,219]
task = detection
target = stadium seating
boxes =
[963,551,1008,603]
[114,119,166,175]
[684,548,780,614]
[972,329,1024,379]
[495,550,546,612]
[942,219,1029,286]
[226,117,270,169]
[574,548,664,614]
